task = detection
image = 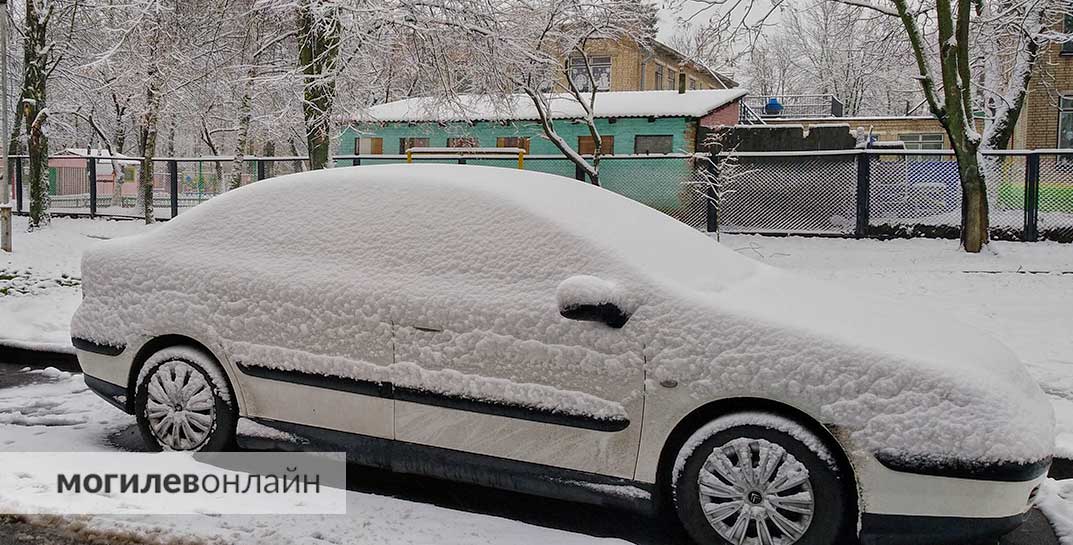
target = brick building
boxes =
[1012,20,1073,150]
[565,38,735,93]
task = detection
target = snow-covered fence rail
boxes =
[7,151,1071,242]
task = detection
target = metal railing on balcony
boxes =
[742,94,845,118]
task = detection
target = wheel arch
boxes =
[125,334,243,414]
[653,397,860,529]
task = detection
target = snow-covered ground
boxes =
[1,215,1073,542]
[0,369,632,544]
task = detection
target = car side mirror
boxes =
[556,275,633,329]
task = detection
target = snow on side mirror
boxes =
[556,275,633,329]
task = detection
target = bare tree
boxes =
[831,0,1069,251]
[19,0,79,229]
[400,0,652,186]
[296,0,340,170]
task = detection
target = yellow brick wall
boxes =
[562,38,727,92]
[1015,39,1073,149]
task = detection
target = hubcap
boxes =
[697,438,815,545]
[144,360,216,451]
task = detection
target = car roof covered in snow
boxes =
[164,164,758,292]
[352,90,748,124]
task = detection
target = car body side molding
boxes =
[241,417,656,514]
[874,451,1051,482]
[72,337,125,356]
[234,363,630,432]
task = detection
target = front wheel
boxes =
[134,346,237,452]
[672,412,851,545]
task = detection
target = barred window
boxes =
[496,137,530,153]
[634,135,673,154]
[399,137,430,154]
[447,137,478,148]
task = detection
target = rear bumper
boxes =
[83,373,131,414]
[859,512,1027,545]
[74,337,135,414]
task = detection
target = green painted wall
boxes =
[339,117,692,158]
[335,117,698,215]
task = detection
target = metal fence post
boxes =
[704,159,719,233]
[168,160,179,219]
[14,156,22,213]
[87,156,97,217]
[1024,152,1040,242]
[256,159,266,181]
[855,151,871,238]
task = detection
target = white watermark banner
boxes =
[0,452,347,515]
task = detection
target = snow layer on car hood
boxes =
[664,265,1055,465]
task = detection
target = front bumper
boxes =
[859,512,1028,545]
[854,449,1048,543]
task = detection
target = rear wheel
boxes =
[672,413,850,545]
[133,346,236,452]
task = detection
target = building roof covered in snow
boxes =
[354,90,748,124]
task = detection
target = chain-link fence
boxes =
[11,150,1072,243]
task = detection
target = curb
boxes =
[0,345,80,372]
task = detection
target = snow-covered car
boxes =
[72,164,1053,545]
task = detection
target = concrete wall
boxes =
[699,123,857,152]
[765,116,949,148]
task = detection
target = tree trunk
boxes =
[228,66,255,190]
[956,150,989,252]
[22,0,49,229]
[137,42,163,224]
[297,0,340,171]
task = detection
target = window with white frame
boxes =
[569,56,612,92]
[654,64,664,90]
[1059,97,1073,149]
[899,133,944,162]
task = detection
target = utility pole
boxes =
[0,0,10,253]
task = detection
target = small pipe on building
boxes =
[678,72,687,94]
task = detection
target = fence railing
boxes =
[709,149,1073,243]
[8,150,1072,243]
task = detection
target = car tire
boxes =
[672,413,850,545]
[133,346,237,452]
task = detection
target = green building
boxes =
[336,90,745,215]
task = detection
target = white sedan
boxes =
[72,165,1053,545]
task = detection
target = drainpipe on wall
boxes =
[640,49,655,90]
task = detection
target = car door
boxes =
[389,204,647,480]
